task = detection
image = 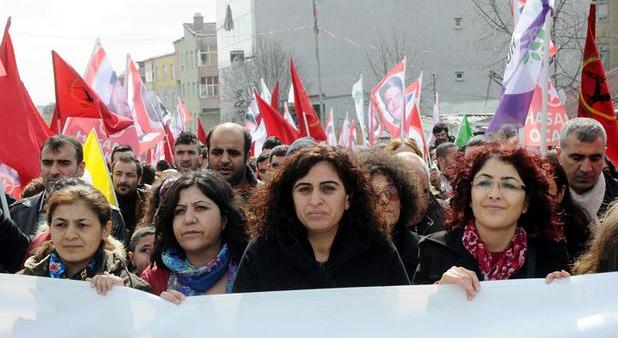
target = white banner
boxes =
[1,272,618,337]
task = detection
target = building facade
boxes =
[140,52,177,111]
[216,0,587,132]
[596,0,618,72]
[174,13,220,131]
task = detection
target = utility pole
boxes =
[312,0,325,124]
[432,73,437,103]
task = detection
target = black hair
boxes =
[42,135,83,164]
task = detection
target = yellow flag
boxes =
[82,130,118,207]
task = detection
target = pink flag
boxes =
[325,108,337,146]
[126,56,164,152]
[370,59,406,137]
[80,40,140,155]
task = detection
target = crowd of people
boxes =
[1,117,617,302]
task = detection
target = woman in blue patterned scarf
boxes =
[142,171,248,304]
[21,183,150,294]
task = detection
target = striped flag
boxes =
[487,0,553,136]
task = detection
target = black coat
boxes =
[391,227,420,280]
[413,195,444,236]
[10,191,129,245]
[413,228,570,284]
[232,223,410,293]
[0,208,30,273]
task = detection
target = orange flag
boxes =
[52,51,132,135]
[0,18,52,186]
[578,4,618,165]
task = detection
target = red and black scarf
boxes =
[462,221,527,280]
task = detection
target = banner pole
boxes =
[303,112,311,137]
[540,14,552,155]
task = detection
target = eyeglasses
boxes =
[471,179,526,194]
[374,185,400,201]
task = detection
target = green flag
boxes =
[455,115,473,148]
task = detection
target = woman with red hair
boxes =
[413,143,569,299]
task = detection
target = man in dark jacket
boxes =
[0,208,29,273]
[558,118,618,223]
[9,135,128,244]
[112,154,147,236]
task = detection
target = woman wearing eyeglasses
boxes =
[413,143,568,298]
[359,151,419,278]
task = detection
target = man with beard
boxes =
[558,118,618,224]
[174,131,203,173]
[112,154,147,236]
[206,122,258,198]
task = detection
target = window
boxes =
[200,45,217,66]
[230,50,245,63]
[171,66,175,80]
[597,0,609,22]
[162,65,167,81]
[200,76,219,98]
[454,17,463,30]
[455,71,464,82]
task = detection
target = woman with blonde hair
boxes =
[573,202,618,274]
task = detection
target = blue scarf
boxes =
[48,250,98,280]
[162,244,236,296]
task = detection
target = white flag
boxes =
[352,75,368,146]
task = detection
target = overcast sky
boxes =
[1,0,217,105]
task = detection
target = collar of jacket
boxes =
[24,247,126,278]
[422,228,483,276]
[276,221,371,271]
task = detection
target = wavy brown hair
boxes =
[445,142,562,240]
[248,146,387,242]
[573,202,618,274]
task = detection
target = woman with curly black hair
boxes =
[233,146,409,292]
[414,143,569,299]
[358,151,419,278]
[141,171,248,303]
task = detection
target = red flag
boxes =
[197,119,207,145]
[370,59,406,137]
[290,59,326,141]
[0,18,52,186]
[163,123,175,165]
[271,81,280,110]
[255,89,300,145]
[578,4,618,164]
[52,51,132,134]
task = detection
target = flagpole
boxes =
[302,112,311,137]
[540,12,552,155]
[312,0,325,125]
